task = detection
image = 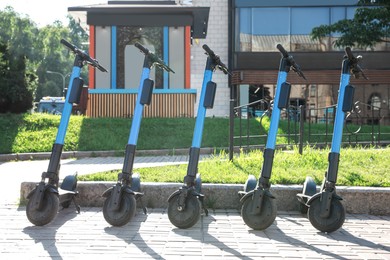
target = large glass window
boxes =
[235,6,360,52]
[117,27,164,89]
[115,26,185,90]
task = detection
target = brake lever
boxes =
[291,63,306,80]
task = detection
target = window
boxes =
[115,26,185,90]
[235,6,357,52]
[309,103,316,117]
[117,27,164,89]
[368,94,381,110]
[310,85,316,97]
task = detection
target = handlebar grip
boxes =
[202,44,230,74]
[60,39,77,52]
[345,47,354,60]
[276,44,289,58]
[134,42,150,55]
[202,44,215,57]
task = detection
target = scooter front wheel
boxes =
[103,193,136,226]
[241,194,276,230]
[308,196,345,233]
[26,191,59,226]
[168,193,201,229]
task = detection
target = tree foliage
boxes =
[0,6,88,113]
[311,0,390,48]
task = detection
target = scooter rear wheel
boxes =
[195,173,202,194]
[103,193,136,226]
[244,175,257,192]
[308,196,345,233]
[168,193,201,229]
[26,191,59,226]
[241,194,276,230]
[131,173,141,192]
[299,176,317,214]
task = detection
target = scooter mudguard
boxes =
[102,185,136,198]
[306,191,343,206]
[240,189,275,215]
[60,174,78,191]
[27,183,58,210]
[239,188,275,204]
[239,175,257,198]
[167,187,204,202]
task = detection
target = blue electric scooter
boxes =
[297,47,367,233]
[239,44,306,230]
[167,44,230,229]
[102,43,174,227]
[26,39,108,226]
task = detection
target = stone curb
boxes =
[0,148,218,162]
[20,182,390,215]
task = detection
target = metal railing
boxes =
[230,100,389,159]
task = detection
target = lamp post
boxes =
[46,71,66,97]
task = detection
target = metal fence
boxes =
[230,100,389,159]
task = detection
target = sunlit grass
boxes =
[79,146,390,187]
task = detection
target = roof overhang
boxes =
[68,1,210,38]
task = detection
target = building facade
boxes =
[69,0,390,124]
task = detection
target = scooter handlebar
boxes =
[276,44,306,80]
[344,47,368,80]
[276,44,289,58]
[202,44,231,75]
[134,42,150,55]
[60,39,108,73]
[134,42,175,73]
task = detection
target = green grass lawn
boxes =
[79,146,390,187]
[1,113,389,187]
[1,113,389,154]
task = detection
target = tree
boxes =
[311,0,390,48]
[0,43,37,113]
[0,6,90,111]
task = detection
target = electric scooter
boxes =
[26,39,108,226]
[167,44,230,229]
[297,47,367,233]
[102,42,175,227]
[239,44,306,230]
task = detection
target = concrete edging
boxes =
[20,182,390,215]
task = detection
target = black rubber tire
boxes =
[26,192,59,226]
[299,176,317,214]
[244,175,257,192]
[241,194,277,230]
[131,173,141,192]
[308,196,345,233]
[168,193,201,229]
[103,192,136,227]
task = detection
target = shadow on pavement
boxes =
[23,208,79,259]
[103,209,163,259]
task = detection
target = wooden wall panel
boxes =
[87,93,195,118]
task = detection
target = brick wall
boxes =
[191,0,229,117]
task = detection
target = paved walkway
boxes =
[1,205,389,259]
[0,156,390,259]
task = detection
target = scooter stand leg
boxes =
[136,196,148,215]
[72,196,81,214]
[198,195,208,216]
